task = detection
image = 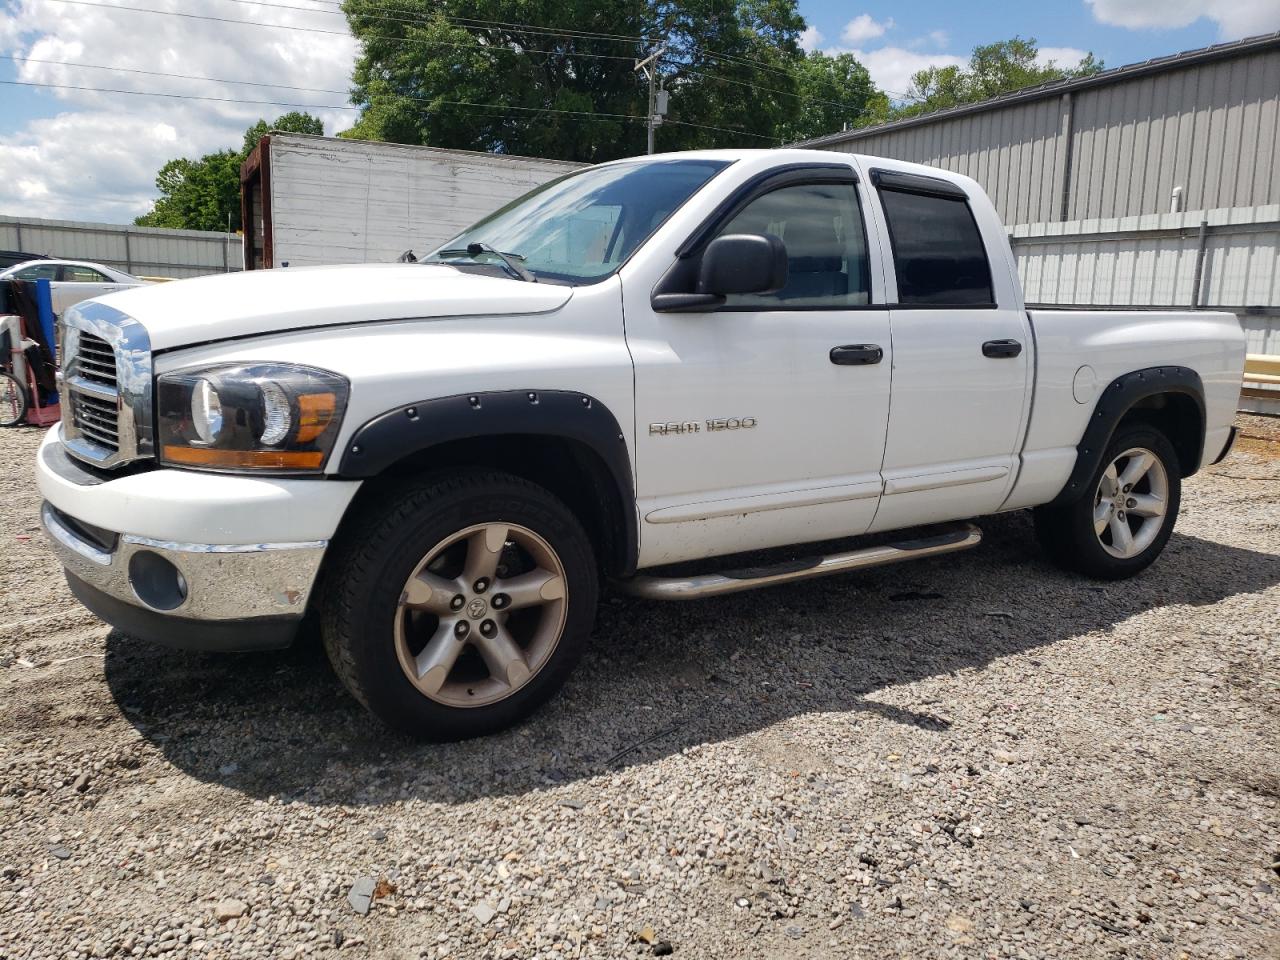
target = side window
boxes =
[715,182,870,308]
[15,264,59,281]
[62,266,109,283]
[878,188,993,305]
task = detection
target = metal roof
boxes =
[798,30,1280,149]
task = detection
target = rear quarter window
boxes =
[878,187,994,306]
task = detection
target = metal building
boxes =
[0,214,242,279]
[802,31,1280,368]
[803,32,1280,224]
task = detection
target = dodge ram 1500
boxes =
[37,150,1245,738]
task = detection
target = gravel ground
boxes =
[1,417,1278,960]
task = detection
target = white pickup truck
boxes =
[37,150,1245,739]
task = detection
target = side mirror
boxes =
[697,233,787,296]
[649,233,789,313]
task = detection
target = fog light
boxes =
[128,551,188,611]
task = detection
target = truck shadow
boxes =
[101,510,1280,806]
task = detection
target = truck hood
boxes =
[96,263,574,351]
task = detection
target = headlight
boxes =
[157,363,349,473]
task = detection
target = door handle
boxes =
[982,339,1023,359]
[830,344,883,366]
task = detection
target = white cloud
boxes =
[834,47,966,97]
[0,0,359,223]
[799,26,824,52]
[840,14,894,45]
[1086,0,1280,39]
[1035,46,1090,69]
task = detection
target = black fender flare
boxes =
[336,389,637,575]
[1048,365,1205,507]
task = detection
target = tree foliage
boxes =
[135,112,325,231]
[242,110,324,155]
[339,0,885,160]
[899,37,1103,117]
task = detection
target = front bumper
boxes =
[36,426,360,651]
[43,502,325,650]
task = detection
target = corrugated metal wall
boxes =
[1011,203,1280,353]
[0,214,242,279]
[813,43,1280,228]
[1068,49,1280,219]
[267,135,585,268]
[825,96,1070,224]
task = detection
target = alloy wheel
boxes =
[394,522,568,708]
[1092,446,1169,559]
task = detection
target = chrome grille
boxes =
[74,333,118,389]
[70,391,120,450]
[59,302,152,469]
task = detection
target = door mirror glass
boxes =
[696,233,787,296]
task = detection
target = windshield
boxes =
[423,158,730,285]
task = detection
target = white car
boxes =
[0,259,145,315]
[36,150,1246,740]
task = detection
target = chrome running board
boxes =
[618,522,982,601]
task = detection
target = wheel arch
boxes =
[335,390,638,577]
[1049,365,1205,507]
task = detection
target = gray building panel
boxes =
[806,33,1280,227]
[1063,48,1280,220]
[0,214,241,278]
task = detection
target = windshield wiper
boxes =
[435,242,535,282]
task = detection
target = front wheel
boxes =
[321,470,598,739]
[0,372,28,427]
[1034,424,1182,580]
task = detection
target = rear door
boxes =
[57,265,117,313]
[864,168,1032,532]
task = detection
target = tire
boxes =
[0,372,28,427]
[1033,423,1181,580]
[321,469,598,739]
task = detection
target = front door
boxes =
[626,172,893,566]
[864,170,1032,532]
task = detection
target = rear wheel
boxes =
[1034,424,1181,580]
[0,372,27,427]
[322,470,598,739]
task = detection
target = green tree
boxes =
[339,0,884,159]
[776,51,889,143]
[242,110,325,155]
[135,112,325,230]
[899,37,1102,117]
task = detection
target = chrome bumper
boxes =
[42,501,327,645]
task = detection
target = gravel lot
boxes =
[1,418,1278,960]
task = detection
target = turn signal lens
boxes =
[157,363,349,475]
[161,446,326,470]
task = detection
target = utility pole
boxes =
[634,42,667,154]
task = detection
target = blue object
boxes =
[35,277,58,403]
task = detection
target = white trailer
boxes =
[239,133,583,270]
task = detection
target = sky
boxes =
[0,0,1278,225]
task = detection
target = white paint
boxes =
[36,425,360,544]
[42,148,1247,576]
[1072,365,1098,404]
[99,262,573,351]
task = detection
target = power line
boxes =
[286,0,659,44]
[671,42,922,103]
[665,60,875,114]
[1,74,781,142]
[38,0,643,62]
